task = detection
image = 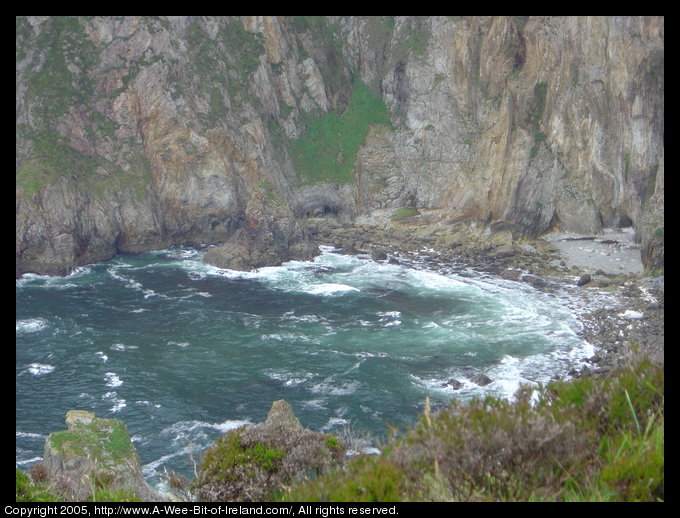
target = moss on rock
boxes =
[43,410,159,501]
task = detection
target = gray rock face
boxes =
[202,190,319,271]
[16,16,664,276]
[43,410,160,501]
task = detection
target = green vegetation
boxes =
[197,429,286,481]
[526,81,548,158]
[23,17,98,124]
[281,457,406,502]
[17,17,152,199]
[16,469,62,502]
[292,79,392,185]
[16,129,151,200]
[192,401,347,502]
[391,207,419,221]
[255,178,286,208]
[16,467,142,502]
[16,358,662,502]
[400,26,430,58]
[48,417,137,464]
[182,17,264,120]
[278,357,663,502]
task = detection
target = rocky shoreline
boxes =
[301,213,664,381]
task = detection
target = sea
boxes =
[16,244,594,491]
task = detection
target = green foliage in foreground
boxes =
[16,357,663,502]
[16,468,141,502]
[292,79,392,185]
[279,357,663,502]
[16,469,62,502]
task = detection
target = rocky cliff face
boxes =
[16,16,664,276]
[43,410,159,501]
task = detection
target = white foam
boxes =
[408,268,470,292]
[16,456,43,466]
[16,318,48,334]
[321,417,349,431]
[305,283,360,295]
[16,431,46,440]
[111,343,138,352]
[301,399,327,410]
[311,380,361,396]
[282,311,323,324]
[102,391,126,412]
[619,310,644,319]
[347,447,381,457]
[23,363,55,376]
[160,419,251,446]
[16,265,93,287]
[264,369,314,387]
[105,372,123,388]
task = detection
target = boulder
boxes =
[371,249,389,261]
[576,273,592,286]
[204,193,318,271]
[469,374,493,387]
[43,410,160,501]
[441,379,464,390]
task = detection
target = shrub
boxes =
[192,400,346,502]
[16,469,62,502]
[280,358,663,502]
[280,457,406,502]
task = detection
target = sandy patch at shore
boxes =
[545,228,643,275]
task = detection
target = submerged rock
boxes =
[43,410,160,501]
[442,379,464,390]
[469,374,493,387]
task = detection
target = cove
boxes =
[16,245,592,488]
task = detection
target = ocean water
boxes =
[16,245,593,488]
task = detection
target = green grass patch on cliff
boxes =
[391,207,419,221]
[291,79,392,185]
[22,16,98,124]
[16,127,151,199]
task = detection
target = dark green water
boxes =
[16,245,592,490]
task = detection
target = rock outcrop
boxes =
[192,400,345,501]
[42,410,160,501]
[203,189,318,271]
[16,17,664,276]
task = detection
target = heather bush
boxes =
[192,400,346,501]
[392,390,592,501]
[281,456,406,502]
[279,357,663,502]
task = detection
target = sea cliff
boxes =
[16,16,663,277]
